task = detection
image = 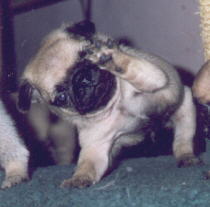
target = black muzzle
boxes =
[52,60,116,115]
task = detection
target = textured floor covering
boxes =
[1,140,210,207]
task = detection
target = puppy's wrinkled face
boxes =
[51,59,116,114]
[18,21,116,115]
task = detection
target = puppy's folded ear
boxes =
[17,80,33,113]
[66,20,95,39]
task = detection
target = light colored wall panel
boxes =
[14,0,204,77]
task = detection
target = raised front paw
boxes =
[82,37,116,66]
[60,174,95,188]
[81,37,129,77]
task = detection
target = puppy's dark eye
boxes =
[52,92,68,107]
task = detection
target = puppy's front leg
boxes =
[87,46,168,92]
[110,51,168,92]
[60,138,111,188]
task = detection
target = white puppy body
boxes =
[0,99,29,188]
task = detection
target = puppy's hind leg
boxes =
[171,86,202,167]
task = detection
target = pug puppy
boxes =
[17,21,200,188]
[0,98,29,189]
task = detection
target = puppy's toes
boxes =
[1,174,29,189]
[60,175,95,189]
[98,53,113,65]
[177,153,203,168]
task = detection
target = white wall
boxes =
[14,0,204,78]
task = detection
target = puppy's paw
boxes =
[83,38,119,68]
[85,46,127,76]
[1,173,28,189]
[1,160,29,189]
[60,174,95,188]
[177,153,203,168]
[85,46,114,65]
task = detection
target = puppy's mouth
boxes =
[52,59,116,115]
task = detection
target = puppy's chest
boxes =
[74,107,143,137]
[117,104,148,131]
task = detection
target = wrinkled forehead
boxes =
[24,35,88,96]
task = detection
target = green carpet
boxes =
[1,140,210,207]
